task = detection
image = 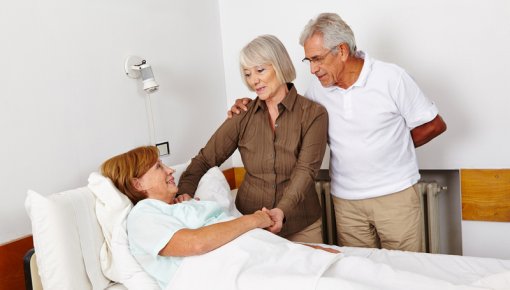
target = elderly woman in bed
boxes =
[101,146,338,289]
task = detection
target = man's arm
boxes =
[159,211,273,257]
[411,114,447,148]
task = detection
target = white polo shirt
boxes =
[305,52,438,200]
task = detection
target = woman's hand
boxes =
[262,207,284,234]
[227,98,252,118]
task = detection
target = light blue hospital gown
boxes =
[127,198,231,289]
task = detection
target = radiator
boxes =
[315,176,446,252]
[416,181,447,253]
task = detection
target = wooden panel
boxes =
[461,169,510,222]
[234,167,246,189]
[222,167,246,190]
[0,235,33,290]
[222,168,236,190]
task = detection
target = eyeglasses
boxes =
[302,49,334,65]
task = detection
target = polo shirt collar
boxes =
[352,51,371,88]
[323,50,372,92]
[255,83,297,112]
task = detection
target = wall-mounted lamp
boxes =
[124,55,159,94]
[124,55,160,145]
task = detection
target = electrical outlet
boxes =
[156,142,170,156]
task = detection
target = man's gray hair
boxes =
[299,13,357,55]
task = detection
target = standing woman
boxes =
[178,35,328,243]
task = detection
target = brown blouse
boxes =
[178,84,328,237]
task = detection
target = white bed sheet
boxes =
[166,231,510,290]
[339,246,510,285]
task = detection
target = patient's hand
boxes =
[173,193,195,203]
[250,210,274,229]
[262,207,284,234]
[227,98,252,118]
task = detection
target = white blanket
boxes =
[167,229,510,290]
[317,256,487,290]
[338,246,510,288]
[167,228,340,290]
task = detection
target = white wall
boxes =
[462,221,510,259]
[218,0,510,169]
[0,0,227,244]
[218,0,510,259]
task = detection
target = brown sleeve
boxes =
[276,106,328,215]
[177,113,245,196]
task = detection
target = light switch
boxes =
[156,142,170,156]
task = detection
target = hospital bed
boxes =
[24,165,510,290]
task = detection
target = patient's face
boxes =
[138,160,178,203]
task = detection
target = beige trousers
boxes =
[332,185,423,252]
[286,218,323,244]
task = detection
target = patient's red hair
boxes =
[101,146,159,205]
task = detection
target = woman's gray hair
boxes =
[239,34,296,91]
[299,13,357,55]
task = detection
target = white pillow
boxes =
[110,221,160,290]
[25,188,111,290]
[88,172,160,290]
[195,167,241,217]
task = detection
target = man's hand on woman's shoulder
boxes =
[227,98,253,118]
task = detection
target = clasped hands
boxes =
[260,207,284,234]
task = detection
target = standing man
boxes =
[299,13,446,251]
[229,12,446,252]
